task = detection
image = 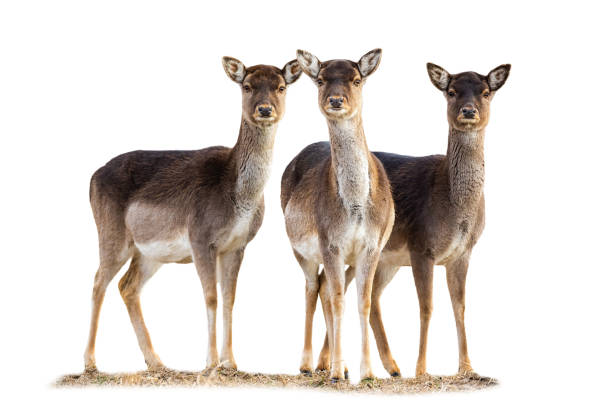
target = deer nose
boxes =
[258,105,273,117]
[329,96,344,108]
[461,105,477,118]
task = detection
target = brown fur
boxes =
[83,58,302,371]
[317,63,511,378]
[281,50,394,381]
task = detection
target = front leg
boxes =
[192,242,219,369]
[321,245,346,382]
[446,254,473,375]
[218,247,245,370]
[354,247,381,380]
[317,266,355,375]
[411,252,435,377]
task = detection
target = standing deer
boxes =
[318,63,511,378]
[281,49,394,382]
[83,57,302,371]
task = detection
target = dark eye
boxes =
[483,90,490,98]
[448,90,456,97]
[243,85,251,93]
[278,86,286,93]
[316,79,324,86]
[353,79,361,86]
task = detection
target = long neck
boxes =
[229,118,277,210]
[327,114,371,213]
[446,127,485,207]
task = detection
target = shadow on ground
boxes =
[55,368,498,394]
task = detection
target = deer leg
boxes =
[292,251,319,375]
[321,249,346,381]
[446,255,473,375]
[193,244,219,369]
[83,252,129,371]
[354,248,381,380]
[411,253,435,377]
[218,247,245,370]
[118,252,163,370]
[317,266,354,378]
[369,264,401,377]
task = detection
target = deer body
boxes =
[83,58,301,371]
[318,64,510,378]
[282,50,394,381]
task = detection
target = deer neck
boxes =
[327,114,371,215]
[446,127,486,208]
[229,119,277,211]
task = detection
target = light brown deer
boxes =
[281,49,394,381]
[318,63,511,378]
[83,57,301,372]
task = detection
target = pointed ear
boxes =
[296,50,321,79]
[427,63,451,91]
[487,64,511,91]
[282,59,302,85]
[222,56,247,83]
[358,48,382,78]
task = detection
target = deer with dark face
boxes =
[281,49,394,381]
[317,63,510,378]
[83,57,301,372]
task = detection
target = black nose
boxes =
[258,106,272,117]
[461,106,477,118]
[329,97,344,108]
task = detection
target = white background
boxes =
[1,0,611,406]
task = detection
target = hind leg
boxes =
[369,264,401,377]
[292,251,319,375]
[118,252,163,370]
[84,239,131,371]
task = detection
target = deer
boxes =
[317,63,511,378]
[83,57,302,372]
[281,49,395,382]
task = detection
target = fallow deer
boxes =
[318,63,511,378]
[83,57,302,372]
[281,49,394,381]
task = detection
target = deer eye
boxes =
[243,85,251,93]
[448,90,456,97]
[353,79,361,86]
[483,90,490,98]
[316,78,324,86]
[278,86,286,93]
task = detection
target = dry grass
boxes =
[55,367,498,394]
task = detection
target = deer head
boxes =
[296,49,382,120]
[427,63,511,132]
[223,57,302,127]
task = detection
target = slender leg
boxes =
[354,248,381,380]
[321,248,345,381]
[316,266,355,373]
[218,247,245,369]
[369,264,401,377]
[118,252,163,370]
[292,251,319,375]
[446,255,473,374]
[192,244,219,369]
[83,255,129,371]
[411,253,435,377]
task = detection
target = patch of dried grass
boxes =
[55,368,497,394]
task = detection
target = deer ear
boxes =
[296,50,321,79]
[222,57,246,83]
[358,48,382,78]
[487,64,511,91]
[427,63,451,91]
[282,59,302,85]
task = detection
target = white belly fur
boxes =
[135,231,193,263]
